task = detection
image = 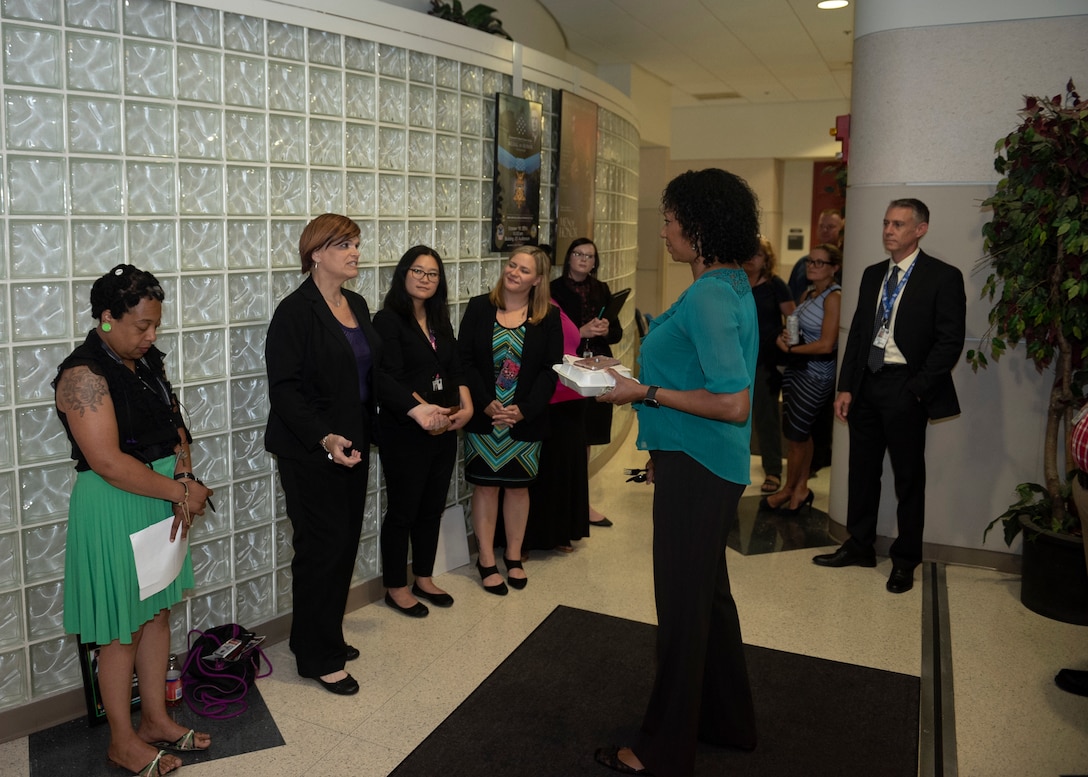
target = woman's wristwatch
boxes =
[643,385,661,409]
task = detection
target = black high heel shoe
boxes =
[477,561,508,596]
[759,493,789,512]
[776,489,814,516]
[503,557,528,590]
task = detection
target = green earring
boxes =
[101,321,111,332]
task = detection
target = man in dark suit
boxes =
[813,199,966,593]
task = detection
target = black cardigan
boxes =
[264,275,383,460]
[456,294,563,441]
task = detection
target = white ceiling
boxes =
[536,0,854,106]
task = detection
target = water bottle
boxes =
[166,653,183,706]
[786,314,800,345]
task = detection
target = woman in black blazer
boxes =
[373,246,473,617]
[550,237,623,526]
[265,214,403,696]
[458,246,563,595]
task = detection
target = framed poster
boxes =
[79,640,141,725]
[492,93,543,252]
[556,91,598,248]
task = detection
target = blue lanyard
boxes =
[880,261,914,325]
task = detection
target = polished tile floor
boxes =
[4,424,1087,776]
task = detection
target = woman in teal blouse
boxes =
[595,168,760,777]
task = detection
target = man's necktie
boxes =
[867,266,900,372]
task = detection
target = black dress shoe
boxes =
[412,583,454,607]
[886,566,914,593]
[594,746,652,775]
[589,516,614,527]
[384,591,429,617]
[812,544,877,568]
[1055,668,1088,696]
[314,673,359,695]
[344,644,360,661]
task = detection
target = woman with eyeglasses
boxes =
[373,246,473,616]
[550,238,623,527]
[763,243,842,514]
[458,246,562,594]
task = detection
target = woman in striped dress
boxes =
[764,243,842,514]
[457,247,563,594]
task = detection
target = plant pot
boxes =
[1018,515,1088,626]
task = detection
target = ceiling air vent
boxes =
[692,92,742,101]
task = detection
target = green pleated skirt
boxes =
[63,456,194,645]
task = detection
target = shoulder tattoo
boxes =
[57,367,109,417]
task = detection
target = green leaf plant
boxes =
[968,80,1088,543]
[428,1,513,40]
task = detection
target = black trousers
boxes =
[634,451,755,777]
[845,367,929,567]
[278,451,369,678]
[378,426,457,588]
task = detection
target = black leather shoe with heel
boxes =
[476,561,508,595]
[503,556,527,590]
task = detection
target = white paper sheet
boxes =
[130,515,188,601]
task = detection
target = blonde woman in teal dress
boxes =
[457,247,563,595]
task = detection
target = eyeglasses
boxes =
[805,259,834,268]
[571,250,597,261]
[408,267,440,281]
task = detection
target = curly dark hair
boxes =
[662,169,760,266]
[382,245,453,337]
[89,264,165,320]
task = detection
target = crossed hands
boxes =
[485,399,523,430]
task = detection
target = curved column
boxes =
[829,0,1088,557]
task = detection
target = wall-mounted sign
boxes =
[492,92,543,252]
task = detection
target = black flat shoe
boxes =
[385,591,429,617]
[589,516,614,527]
[1056,668,1088,696]
[412,583,454,607]
[344,644,360,661]
[476,561,508,595]
[503,556,527,590]
[594,746,652,775]
[314,673,359,695]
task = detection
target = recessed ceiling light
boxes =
[818,0,849,9]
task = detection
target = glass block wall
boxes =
[0,0,639,713]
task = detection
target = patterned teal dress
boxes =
[464,321,542,487]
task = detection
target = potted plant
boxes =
[967,79,1088,624]
[428,1,512,40]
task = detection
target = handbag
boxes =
[181,623,272,719]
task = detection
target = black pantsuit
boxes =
[265,275,382,678]
[378,428,456,587]
[634,450,755,777]
[278,449,369,677]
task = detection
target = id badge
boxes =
[432,376,444,392]
[872,325,890,349]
